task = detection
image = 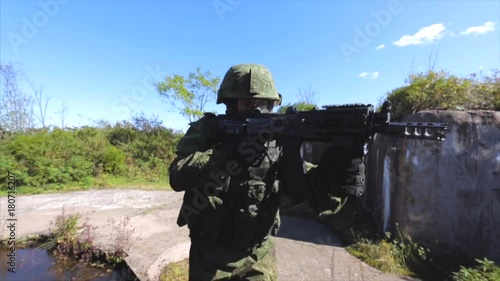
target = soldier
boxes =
[168,63,365,280]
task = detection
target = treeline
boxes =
[0,114,183,192]
[1,64,499,193]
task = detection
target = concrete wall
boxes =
[364,110,500,262]
[301,110,500,262]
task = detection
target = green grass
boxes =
[305,199,500,281]
[316,201,449,279]
[346,231,429,277]
[0,176,172,197]
[159,258,190,281]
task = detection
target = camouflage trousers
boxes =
[188,238,277,281]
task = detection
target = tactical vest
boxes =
[188,137,282,250]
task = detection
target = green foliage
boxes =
[1,129,88,186]
[277,85,318,113]
[100,146,126,174]
[0,113,183,191]
[452,258,500,281]
[277,102,317,113]
[382,69,500,119]
[50,208,81,250]
[155,67,220,123]
[107,112,182,182]
[43,208,136,267]
[347,229,430,276]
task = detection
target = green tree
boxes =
[155,67,220,123]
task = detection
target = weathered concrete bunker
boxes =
[303,110,500,262]
[366,110,500,262]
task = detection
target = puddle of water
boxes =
[0,247,138,281]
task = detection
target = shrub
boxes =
[347,230,430,276]
[0,113,183,191]
[382,69,500,120]
[277,101,317,113]
[452,258,500,281]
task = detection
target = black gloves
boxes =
[315,144,366,197]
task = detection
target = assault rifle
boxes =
[215,101,447,199]
[217,101,448,147]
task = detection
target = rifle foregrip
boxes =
[375,122,448,141]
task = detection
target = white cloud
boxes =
[375,44,385,50]
[359,72,369,78]
[460,21,496,36]
[393,23,446,47]
[359,71,379,79]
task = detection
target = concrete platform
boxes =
[0,189,420,281]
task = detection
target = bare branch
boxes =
[0,62,34,132]
[25,75,52,128]
[427,44,440,71]
[296,85,318,105]
[56,99,68,129]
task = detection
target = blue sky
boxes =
[1,0,499,132]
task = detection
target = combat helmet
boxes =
[217,64,282,106]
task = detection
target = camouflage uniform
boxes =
[169,64,364,281]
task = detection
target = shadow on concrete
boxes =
[276,215,342,247]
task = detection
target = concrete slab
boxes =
[0,189,420,281]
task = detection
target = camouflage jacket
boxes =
[169,113,357,249]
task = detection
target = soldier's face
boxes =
[237,99,270,111]
[226,99,274,117]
